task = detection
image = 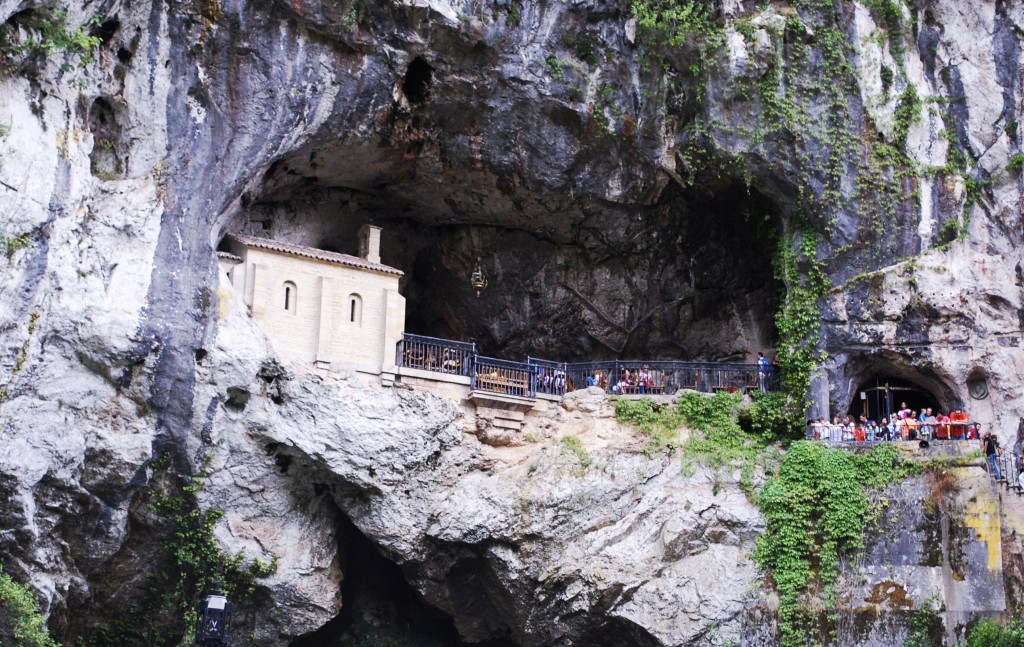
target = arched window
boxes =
[283,281,297,314]
[348,293,362,326]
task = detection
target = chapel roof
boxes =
[224,233,404,277]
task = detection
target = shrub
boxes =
[965,618,1024,647]
[1006,153,1024,172]
[0,566,58,647]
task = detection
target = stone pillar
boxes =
[315,276,333,370]
[249,263,267,318]
[380,287,406,373]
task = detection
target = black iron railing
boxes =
[473,356,536,398]
[395,333,475,377]
[528,357,568,396]
[394,333,780,398]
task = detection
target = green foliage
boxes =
[893,84,922,149]
[560,435,593,470]
[507,2,522,27]
[1005,119,1018,139]
[965,618,1024,647]
[81,457,276,646]
[544,55,570,82]
[342,1,362,31]
[748,390,792,440]
[0,566,58,647]
[902,599,939,647]
[614,396,684,455]
[1,231,30,259]
[755,442,916,647]
[862,0,906,62]
[0,9,101,82]
[936,215,964,246]
[630,0,719,48]
[880,65,894,93]
[676,391,771,494]
[772,226,829,435]
[1007,153,1024,172]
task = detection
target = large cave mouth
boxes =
[290,515,514,647]
[225,144,786,362]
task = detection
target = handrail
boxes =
[473,356,536,398]
[396,333,474,377]
[395,333,781,397]
[528,357,567,396]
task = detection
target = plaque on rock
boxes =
[967,376,989,400]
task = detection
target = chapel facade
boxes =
[219,225,405,375]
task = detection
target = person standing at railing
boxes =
[866,419,879,442]
[638,366,652,394]
[757,352,770,392]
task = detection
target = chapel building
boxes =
[219,225,405,376]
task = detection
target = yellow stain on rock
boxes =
[959,467,1002,571]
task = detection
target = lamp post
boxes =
[469,257,487,297]
[196,581,232,646]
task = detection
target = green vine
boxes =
[81,456,277,646]
[630,0,720,48]
[755,442,920,647]
[0,9,101,84]
[772,224,829,434]
[616,391,784,494]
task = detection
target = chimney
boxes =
[358,224,381,264]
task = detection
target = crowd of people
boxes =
[604,366,656,394]
[810,402,977,443]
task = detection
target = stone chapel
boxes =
[218,225,406,375]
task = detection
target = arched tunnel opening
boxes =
[222,160,785,363]
[849,375,944,422]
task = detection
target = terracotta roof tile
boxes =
[225,233,404,277]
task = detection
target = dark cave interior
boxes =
[290,515,514,647]
[227,153,785,363]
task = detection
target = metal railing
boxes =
[472,356,536,398]
[395,333,475,377]
[394,333,780,398]
[528,357,568,396]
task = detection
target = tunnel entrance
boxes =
[849,376,943,422]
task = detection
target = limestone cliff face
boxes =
[0,0,1022,644]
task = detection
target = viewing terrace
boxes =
[394,332,777,400]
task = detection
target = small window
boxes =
[348,293,362,326]
[283,281,297,314]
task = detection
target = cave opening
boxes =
[849,376,944,422]
[225,175,785,364]
[290,515,513,647]
[402,57,433,104]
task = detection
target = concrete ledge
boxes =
[469,390,537,410]
[536,392,564,403]
[398,366,471,386]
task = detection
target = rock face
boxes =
[201,300,766,645]
[0,0,1022,644]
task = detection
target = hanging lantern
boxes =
[469,257,488,297]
